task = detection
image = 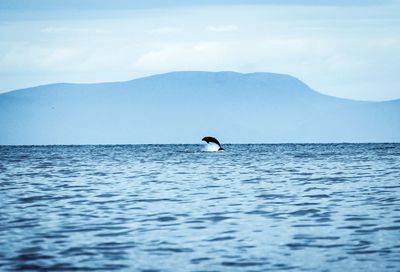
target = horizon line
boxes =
[1,142,399,147]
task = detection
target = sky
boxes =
[0,0,399,101]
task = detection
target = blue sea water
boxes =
[1,144,399,271]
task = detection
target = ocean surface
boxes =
[1,144,399,271]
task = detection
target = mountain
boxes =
[0,71,399,144]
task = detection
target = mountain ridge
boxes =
[0,71,399,144]
[3,71,398,103]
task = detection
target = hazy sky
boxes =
[1,0,399,101]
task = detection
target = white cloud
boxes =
[41,27,107,34]
[1,44,82,71]
[206,25,238,32]
[149,27,183,34]
[134,42,228,72]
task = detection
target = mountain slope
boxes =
[0,71,399,144]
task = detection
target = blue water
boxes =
[1,144,399,271]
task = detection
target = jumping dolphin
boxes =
[202,136,224,151]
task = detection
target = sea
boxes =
[1,144,399,271]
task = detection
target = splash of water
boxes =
[204,143,220,152]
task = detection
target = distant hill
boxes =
[0,71,399,144]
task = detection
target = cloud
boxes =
[149,27,183,34]
[134,42,228,72]
[206,25,238,32]
[41,27,107,34]
[1,44,87,72]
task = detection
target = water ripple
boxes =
[1,144,399,271]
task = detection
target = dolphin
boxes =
[202,136,224,151]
